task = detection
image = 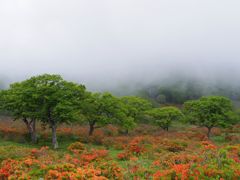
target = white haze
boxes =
[0,0,240,92]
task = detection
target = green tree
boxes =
[26,74,87,148]
[146,106,183,131]
[0,80,41,143]
[120,96,152,132]
[120,96,152,119]
[183,96,235,138]
[82,93,135,136]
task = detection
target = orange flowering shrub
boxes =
[67,142,85,154]
[0,145,121,179]
[45,165,108,180]
[117,152,131,160]
[103,125,119,136]
[80,149,109,164]
[102,136,130,149]
[117,137,147,161]
[88,130,105,145]
[31,146,49,158]
[201,141,217,150]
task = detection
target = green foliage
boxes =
[0,74,87,125]
[82,93,136,135]
[145,106,183,131]
[184,96,235,128]
[26,74,87,124]
[0,81,40,121]
[120,96,152,122]
[0,74,87,121]
[82,93,119,126]
[183,96,238,137]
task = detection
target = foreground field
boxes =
[0,120,239,179]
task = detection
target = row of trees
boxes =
[0,74,239,148]
[0,74,153,148]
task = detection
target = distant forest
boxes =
[137,79,240,106]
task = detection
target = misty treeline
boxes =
[138,78,240,105]
[0,74,239,149]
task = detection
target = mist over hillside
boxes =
[106,72,240,106]
[1,1,240,102]
[1,70,240,106]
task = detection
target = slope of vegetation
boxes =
[0,74,239,179]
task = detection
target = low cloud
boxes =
[0,0,240,92]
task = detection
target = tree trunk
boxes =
[89,121,96,136]
[162,126,168,131]
[207,127,212,139]
[23,118,37,143]
[51,121,58,149]
[30,119,37,143]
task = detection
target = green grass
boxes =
[211,135,227,145]
[0,137,154,170]
[0,138,36,148]
[0,135,91,151]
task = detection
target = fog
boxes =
[0,0,240,92]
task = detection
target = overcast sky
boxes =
[0,0,240,90]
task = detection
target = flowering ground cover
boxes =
[0,122,239,179]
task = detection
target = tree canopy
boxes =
[146,106,183,131]
[82,93,136,135]
[120,96,152,120]
[183,96,236,138]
